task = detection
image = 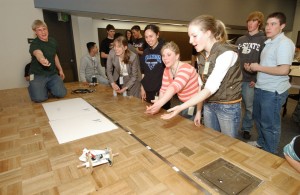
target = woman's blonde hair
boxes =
[189,15,228,43]
[31,19,47,31]
[161,41,180,58]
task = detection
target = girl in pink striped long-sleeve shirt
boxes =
[146,41,202,122]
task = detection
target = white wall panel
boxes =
[0,0,43,90]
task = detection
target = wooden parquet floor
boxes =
[0,83,299,195]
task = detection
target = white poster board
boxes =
[42,98,118,144]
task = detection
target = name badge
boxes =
[203,61,210,75]
[198,75,203,87]
[30,74,34,81]
[188,106,195,116]
[119,76,124,85]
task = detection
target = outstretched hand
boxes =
[160,105,181,120]
[40,58,51,67]
[145,101,161,115]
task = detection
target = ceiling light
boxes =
[102,18,187,27]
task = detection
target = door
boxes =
[43,10,78,82]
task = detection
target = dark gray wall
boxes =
[34,0,297,30]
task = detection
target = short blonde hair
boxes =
[32,20,47,31]
[247,11,264,30]
[161,41,180,57]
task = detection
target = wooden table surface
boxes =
[0,82,299,195]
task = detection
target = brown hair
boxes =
[106,24,115,31]
[113,36,131,64]
[267,12,286,25]
[247,11,264,30]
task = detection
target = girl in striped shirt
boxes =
[146,41,202,123]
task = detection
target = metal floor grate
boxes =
[193,158,262,195]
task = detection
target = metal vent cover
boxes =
[193,158,262,195]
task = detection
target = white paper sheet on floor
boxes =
[42,98,118,144]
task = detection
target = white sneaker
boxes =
[247,141,262,149]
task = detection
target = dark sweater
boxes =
[140,41,165,92]
[29,37,58,76]
[235,31,266,82]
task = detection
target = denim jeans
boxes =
[28,74,67,102]
[241,82,255,132]
[203,102,241,138]
[253,88,288,154]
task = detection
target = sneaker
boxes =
[242,131,251,140]
[247,141,262,149]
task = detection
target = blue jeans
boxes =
[253,88,288,154]
[203,102,241,138]
[241,82,255,132]
[28,74,67,102]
